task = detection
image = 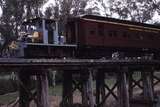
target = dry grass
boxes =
[1,83,160,107]
[1,90,159,107]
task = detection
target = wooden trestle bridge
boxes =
[1,58,160,107]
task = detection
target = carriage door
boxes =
[67,22,76,44]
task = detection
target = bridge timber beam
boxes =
[117,67,129,107]
[18,69,50,107]
[0,58,160,69]
[18,70,31,107]
[37,71,49,107]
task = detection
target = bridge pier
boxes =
[142,72,154,100]
[62,71,73,107]
[18,69,50,107]
[61,69,95,107]
[96,70,106,107]
[88,69,95,107]
[117,67,129,107]
[129,68,155,107]
[142,71,154,107]
[128,71,133,99]
[37,71,50,107]
[94,67,156,107]
[95,67,129,107]
[18,70,31,107]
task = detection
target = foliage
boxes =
[0,0,48,55]
[94,0,160,23]
[44,0,89,19]
[43,0,90,35]
[110,0,156,22]
[24,0,48,19]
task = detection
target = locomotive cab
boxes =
[22,18,59,44]
[19,18,76,58]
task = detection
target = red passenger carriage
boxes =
[66,15,160,59]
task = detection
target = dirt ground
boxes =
[1,91,160,107]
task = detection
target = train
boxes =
[20,15,160,59]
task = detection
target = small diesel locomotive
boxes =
[20,15,160,59]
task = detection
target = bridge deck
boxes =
[0,58,159,69]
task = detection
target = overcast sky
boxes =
[43,0,55,9]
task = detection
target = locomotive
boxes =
[20,15,160,59]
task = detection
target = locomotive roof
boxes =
[75,15,160,30]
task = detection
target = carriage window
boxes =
[123,32,130,38]
[109,32,113,37]
[109,30,117,37]
[148,35,154,40]
[123,32,127,38]
[135,35,140,39]
[139,35,144,40]
[90,30,95,35]
[98,24,104,36]
[135,33,140,39]
[113,31,117,37]
[135,33,144,40]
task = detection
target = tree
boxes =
[95,0,112,16]
[97,0,157,22]
[71,0,88,16]
[0,0,24,55]
[0,0,48,56]
[24,0,48,19]
[44,0,90,35]
[44,0,60,19]
[152,0,160,14]
[45,5,54,19]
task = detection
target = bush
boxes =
[55,71,63,83]
[0,79,18,95]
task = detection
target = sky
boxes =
[0,7,2,16]
[43,0,55,10]
[152,11,160,23]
